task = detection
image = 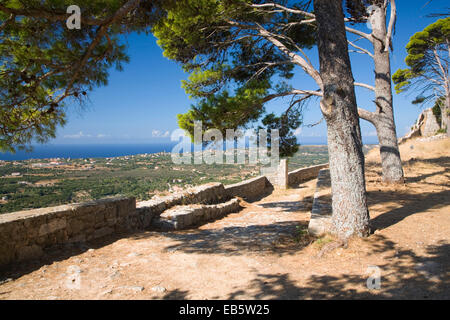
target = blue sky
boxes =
[51,0,447,145]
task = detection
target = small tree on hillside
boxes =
[393,17,450,136]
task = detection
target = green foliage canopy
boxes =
[392,17,449,104]
[153,0,317,156]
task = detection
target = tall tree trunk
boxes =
[367,5,404,183]
[314,0,370,239]
[443,90,450,137]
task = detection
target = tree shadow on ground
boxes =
[404,156,450,167]
[368,189,450,231]
[162,289,190,300]
[363,156,450,231]
[257,200,307,212]
[131,220,312,257]
[405,169,449,184]
[221,236,450,299]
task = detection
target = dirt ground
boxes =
[0,137,449,299]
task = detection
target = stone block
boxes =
[38,218,67,236]
[67,218,84,236]
[155,198,241,231]
[93,210,106,227]
[67,234,86,244]
[16,245,43,262]
[0,247,14,267]
[92,227,114,239]
[420,108,441,137]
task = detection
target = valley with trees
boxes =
[0,146,331,214]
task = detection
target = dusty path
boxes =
[0,138,449,299]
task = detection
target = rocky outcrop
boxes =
[399,108,441,144]
[420,109,441,137]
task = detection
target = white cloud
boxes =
[152,129,170,138]
[64,131,108,139]
[64,131,92,139]
[293,127,302,136]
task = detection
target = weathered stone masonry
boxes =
[0,197,136,268]
[288,163,329,187]
[308,169,332,236]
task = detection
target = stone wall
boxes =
[134,182,227,229]
[308,169,332,236]
[420,108,441,137]
[132,182,229,232]
[262,159,289,189]
[288,163,329,187]
[138,183,226,210]
[0,197,135,268]
[0,181,254,268]
[224,176,271,200]
[153,198,241,231]
[399,107,441,144]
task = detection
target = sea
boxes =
[0,137,378,161]
[0,143,178,161]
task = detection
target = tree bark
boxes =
[443,90,450,137]
[369,5,404,183]
[314,0,370,239]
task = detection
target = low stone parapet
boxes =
[152,198,241,230]
[224,176,270,200]
[288,163,329,187]
[137,182,226,210]
[0,197,135,268]
[308,169,332,236]
[134,182,229,229]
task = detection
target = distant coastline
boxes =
[0,143,178,161]
[0,137,379,161]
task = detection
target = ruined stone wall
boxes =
[0,197,135,268]
[154,198,241,231]
[262,159,289,189]
[224,176,270,200]
[288,164,329,187]
[0,180,265,268]
[308,169,332,236]
[399,107,442,144]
